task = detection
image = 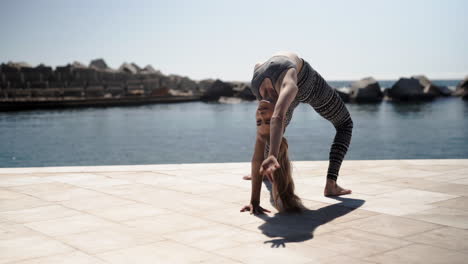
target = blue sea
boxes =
[0,80,467,168]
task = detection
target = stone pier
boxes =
[1,159,467,263]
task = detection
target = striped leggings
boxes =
[266,59,354,181]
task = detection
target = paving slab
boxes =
[0,159,467,263]
[0,235,74,264]
[431,196,468,210]
[96,241,220,264]
[404,226,468,252]
[56,226,165,254]
[0,204,81,224]
[12,251,107,264]
[403,207,468,229]
[364,243,468,264]
[335,214,442,238]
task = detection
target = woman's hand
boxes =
[240,203,271,215]
[260,156,280,183]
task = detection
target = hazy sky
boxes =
[1,0,467,81]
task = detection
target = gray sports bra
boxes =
[250,55,297,99]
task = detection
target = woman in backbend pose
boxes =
[240,51,354,214]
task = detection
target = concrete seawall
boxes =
[0,95,201,111]
[1,159,467,263]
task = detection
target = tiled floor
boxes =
[0,159,467,263]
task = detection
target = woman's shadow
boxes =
[256,181,365,248]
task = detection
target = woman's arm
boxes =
[260,68,298,180]
[250,135,265,205]
[268,68,298,158]
[240,134,272,214]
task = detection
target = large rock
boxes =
[201,79,234,101]
[386,77,436,101]
[1,62,33,89]
[164,74,199,93]
[56,62,98,86]
[334,87,350,103]
[119,62,139,74]
[56,61,88,73]
[231,81,255,100]
[5,61,32,70]
[237,86,256,100]
[140,65,161,75]
[71,61,87,69]
[455,76,468,100]
[131,63,142,72]
[89,58,111,71]
[22,64,54,88]
[349,77,383,103]
[0,64,5,89]
[426,85,452,96]
[412,75,451,97]
[197,79,215,92]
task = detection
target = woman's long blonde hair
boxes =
[272,137,304,213]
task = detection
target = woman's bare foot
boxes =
[324,179,352,196]
[243,175,252,180]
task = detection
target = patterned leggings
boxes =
[265,59,354,181]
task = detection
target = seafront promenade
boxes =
[1,159,467,263]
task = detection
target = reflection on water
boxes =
[390,101,434,115]
[0,98,467,167]
[349,103,381,113]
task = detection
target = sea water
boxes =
[1,80,467,167]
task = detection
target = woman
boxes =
[241,51,353,215]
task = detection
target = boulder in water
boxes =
[162,74,199,93]
[131,63,142,73]
[140,65,161,75]
[119,62,139,74]
[1,62,31,88]
[56,62,99,85]
[412,75,452,97]
[455,75,468,100]
[334,88,350,103]
[386,77,436,101]
[5,61,32,70]
[89,58,111,71]
[71,61,87,69]
[231,81,256,100]
[23,64,54,87]
[426,85,452,96]
[237,86,256,100]
[197,79,215,92]
[349,77,383,103]
[201,79,234,101]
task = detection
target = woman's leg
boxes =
[300,67,353,195]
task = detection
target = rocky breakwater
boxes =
[333,75,463,104]
[0,58,258,110]
[199,79,255,102]
[384,75,451,102]
[0,59,206,110]
[348,77,383,103]
[454,76,468,100]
